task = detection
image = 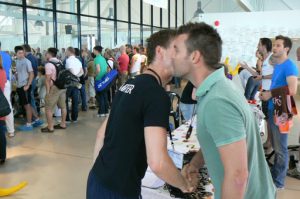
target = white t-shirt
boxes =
[239,69,252,89]
[261,54,274,90]
[65,55,83,77]
[130,53,142,74]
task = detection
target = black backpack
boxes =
[49,61,80,89]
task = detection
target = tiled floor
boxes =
[1,98,300,199]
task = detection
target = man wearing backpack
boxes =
[41,48,67,133]
[65,47,83,123]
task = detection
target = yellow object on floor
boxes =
[0,181,28,197]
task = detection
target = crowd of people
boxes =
[1,21,300,199]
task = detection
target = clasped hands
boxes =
[180,163,199,193]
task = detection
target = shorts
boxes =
[45,85,66,111]
[16,86,31,106]
[88,76,96,98]
[262,100,269,120]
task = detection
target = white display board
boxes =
[200,10,300,67]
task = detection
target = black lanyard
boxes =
[147,68,162,86]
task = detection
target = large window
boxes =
[0,4,23,51]
[57,0,77,13]
[131,24,140,45]
[81,0,97,16]
[143,2,151,25]
[101,0,114,19]
[27,8,54,51]
[81,16,98,51]
[57,12,78,50]
[131,0,141,23]
[0,0,184,51]
[27,0,53,9]
[117,22,128,45]
[117,0,128,21]
[101,20,114,49]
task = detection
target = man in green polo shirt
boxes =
[93,46,109,117]
[173,22,276,198]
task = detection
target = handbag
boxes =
[0,89,11,117]
[95,69,118,92]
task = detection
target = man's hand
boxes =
[23,85,30,91]
[259,91,272,101]
[181,163,199,191]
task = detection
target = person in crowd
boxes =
[114,47,121,60]
[104,49,118,104]
[75,48,88,111]
[297,46,300,62]
[126,44,134,61]
[65,47,83,123]
[35,47,42,66]
[87,53,96,109]
[180,81,197,121]
[87,30,194,199]
[117,45,129,87]
[129,46,142,78]
[93,46,109,117]
[0,55,7,164]
[37,66,46,107]
[260,35,299,189]
[60,48,66,61]
[173,22,276,198]
[14,46,43,131]
[41,48,67,133]
[0,41,15,137]
[140,46,148,73]
[23,44,39,115]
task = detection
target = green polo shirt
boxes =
[196,67,276,199]
[94,54,108,80]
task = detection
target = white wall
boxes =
[201,10,300,67]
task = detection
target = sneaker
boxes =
[97,114,106,117]
[8,132,15,138]
[17,125,33,131]
[105,113,109,117]
[32,119,44,127]
[72,120,78,123]
[287,168,300,179]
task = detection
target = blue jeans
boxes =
[180,103,196,121]
[96,91,109,115]
[244,77,260,100]
[79,83,87,110]
[0,123,7,160]
[86,170,141,199]
[268,109,289,188]
[66,87,79,121]
[30,78,38,113]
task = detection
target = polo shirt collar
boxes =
[196,67,225,97]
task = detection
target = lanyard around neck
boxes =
[147,68,162,86]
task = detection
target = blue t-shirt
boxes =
[26,53,38,77]
[0,51,12,81]
[268,59,299,110]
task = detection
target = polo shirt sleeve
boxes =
[26,59,33,73]
[203,99,246,147]
[143,88,170,129]
[285,62,299,77]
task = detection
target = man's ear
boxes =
[191,50,202,65]
[155,46,162,60]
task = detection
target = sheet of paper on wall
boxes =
[142,167,165,189]
[168,150,184,169]
[143,0,168,9]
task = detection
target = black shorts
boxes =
[16,86,31,106]
[262,100,269,120]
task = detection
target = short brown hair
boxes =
[67,46,75,55]
[146,29,176,65]
[134,46,140,53]
[275,35,292,54]
[177,22,222,70]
